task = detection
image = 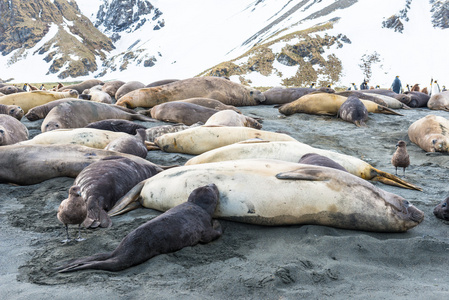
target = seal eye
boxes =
[432,139,437,145]
[443,203,447,208]
[0,129,4,134]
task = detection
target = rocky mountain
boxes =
[1,0,448,87]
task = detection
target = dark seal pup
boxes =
[57,185,87,243]
[74,156,163,228]
[85,119,147,135]
[57,184,222,272]
[391,140,410,176]
[433,196,449,221]
[337,95,369,127]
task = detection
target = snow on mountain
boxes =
[1,0,448,90]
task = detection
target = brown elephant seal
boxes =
[41,100,154,132]
[0,114,29,145]
[101,80,125,98]
[178,98,241,113]
[150,101,220,125]
[433,196,449,220]
[109,159,424,232]
[73,156,163,228]
[0,104,24,120]
[0,85,18,95]
[145,122,202,142]
[403,91,430,108]
[145,79,179,87]
[427,91,449,111]
[57,185,87,243]
[115,81,145,100]
[361,89,412,104]
[205,110,262,129]
[80,89,113,104]
[104,129,148,158]
[0,90,78,113]
[0,144,160,185]
[263,87,335,105]
[115,76,266,108]
[337,95,369,127]
[57,184,222,272]
[279,93,402,116]
[24,98,80,121]
[85,119,146,134]
[298,153,348,172]
[408,115,449,153]
[337,90,388,106]
[391,140,410,175]
[58,79,104,94]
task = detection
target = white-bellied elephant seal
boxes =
[408,115,449,153]
[0,90,78,113]
[427,91,449,111]
[204,110,262,129]
[109,159,424,232]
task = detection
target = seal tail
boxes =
[370,168,422,191]
[108,181,146,216]
[133,114,156,122]
[375,105,403,116]
[145,141,160,150]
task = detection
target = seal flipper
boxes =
[56,252,114,273]
[108,181,146,216]
[275,168,330,181]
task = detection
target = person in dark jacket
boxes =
[391,76,402,93]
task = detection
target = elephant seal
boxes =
[427,91,449,111]
[115,81,145,100]
[20,128,132,149]
[85,119,146,135]
[433,196,449,220]
[80,90,112,104]
[391,140,410,175]
[149,101,220,125]
[0,144,158,185]
[102,80,125,98]
[41,100,154,132]
[279,93,402,116]
[73,156,163,228]
[361,89,412,104]
[0,90,78,113]
[0,85,18,95]
[57,185,87,242]
[145,122,202,142]
[58,184,222,272]
[178,98,241,113]
[337,95,369,127]
[104,129,148,158]
[204,110,262,129]
[0,104,24,120]
[185,140,421,191]
[145,79,179,87]
[115,77,266,108]
[403,91,430,108]
[0,114,29,145]
[109,159,424,232]
[408,115,449,153]
[58,79,104,94]
[24,98,80,121]
[152,126,297,155]
[263,87,335,105]
[298,153,348,172]
[337,90,387,106]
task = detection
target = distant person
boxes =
[360,80,368,90]
[390,76,402,93]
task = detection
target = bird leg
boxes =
[75,224,85,242]
[61,224,71,243]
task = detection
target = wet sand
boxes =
[1,104,449,299]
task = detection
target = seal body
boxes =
[145,79,179,87]
[85,119,146,135]
[427,91,449,111]
[41,100,153,132]
[0,90,78,113]
[144,122,201,142]
[433,196,449,220]
[102,80,125,98]
[150,101,219,125]
[104,129,148,158]
[110,159,424,232]
[404,91,430,108]
[154,126,297,155]
[74,156,162,228]
[205,110,262,129]
[116,77,266,108]
[362,89,411,105]
[337,96,369,127]
[57,79,103,94]
[298,153,348,172]
[0,104,24,120]
[24,98,79,121]
[263,87,334,105]
[408,115,449,153]
[115,81,145,100]
[81,90,112,104]
[58,184,222,272]
[0,114,28,145]
[0,85,18,95]
[178,98,241,113]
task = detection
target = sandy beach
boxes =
[1,103,449,299]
